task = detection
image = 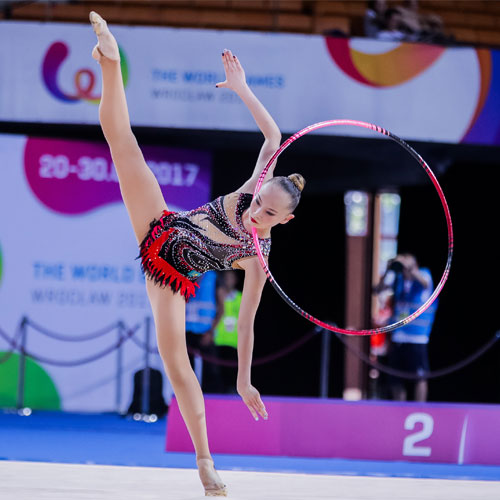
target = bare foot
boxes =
[89,11,120,62]
[197,458,227,497]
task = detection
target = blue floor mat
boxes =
[1,410,499,482]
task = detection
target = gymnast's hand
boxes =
[237,383,268,421]
[216,49,247,94]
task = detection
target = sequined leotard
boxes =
[139,192,271,300]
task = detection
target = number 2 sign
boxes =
[403,413,434,457]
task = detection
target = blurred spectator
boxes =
[377,6,420,41]
[214,271,240,350]
[186,270,243,394]
[365,0,448,44]
[213,271,242,393]
[185,271,223,393]
[374,253,438,401]
[419,13,452,44]
[364,0,387,38]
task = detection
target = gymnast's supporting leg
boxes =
[91,12,226,495]
[146,280,226,495]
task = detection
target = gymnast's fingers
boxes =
[257,400,268,420]
[233,54,242,69]
[246,402,259,421]
[249,395,267,421]
[221,50,229,69]
[225,49,236,70]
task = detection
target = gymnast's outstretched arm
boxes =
[216,49,282,193]
[235,257,268,421]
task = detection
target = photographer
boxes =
[374,253,437,401]
[376,6,421,42]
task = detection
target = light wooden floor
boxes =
[1,461,499,500]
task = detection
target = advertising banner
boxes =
[167,397,500,466]
[0,133,212,412]
[1,21,499,145]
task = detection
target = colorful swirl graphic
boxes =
[42,41,129,104]
[461,49,500,145]
[325,37,498,145]
[325,38,445,87]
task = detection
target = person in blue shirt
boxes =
[375,253,437,401]
[185,271,223,393]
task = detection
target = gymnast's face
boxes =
[248,182,295,230]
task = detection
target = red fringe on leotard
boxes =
[139,212,199,301]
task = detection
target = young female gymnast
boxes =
[89,11,305,496]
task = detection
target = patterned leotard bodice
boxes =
[139,192,271,300]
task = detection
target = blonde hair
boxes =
[288,173,306,193]
[268,173,306,211]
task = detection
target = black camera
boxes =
[388,260,404,273]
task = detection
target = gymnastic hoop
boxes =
[251,120,453,336]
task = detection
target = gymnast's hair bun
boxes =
[288,173,306,193]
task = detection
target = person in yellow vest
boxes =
[214,271,240,349]
[213,271,241,393]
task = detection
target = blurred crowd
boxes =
[364,0,453,44]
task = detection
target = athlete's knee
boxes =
[157,342,191,380]
[164,359,194,387]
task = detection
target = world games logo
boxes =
[41,41,129,103]
[325,38,446,87]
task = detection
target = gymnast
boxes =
[89,11,305,496]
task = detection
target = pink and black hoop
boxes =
[252,119,453,336]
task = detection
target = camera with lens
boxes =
[388,260,404,273]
